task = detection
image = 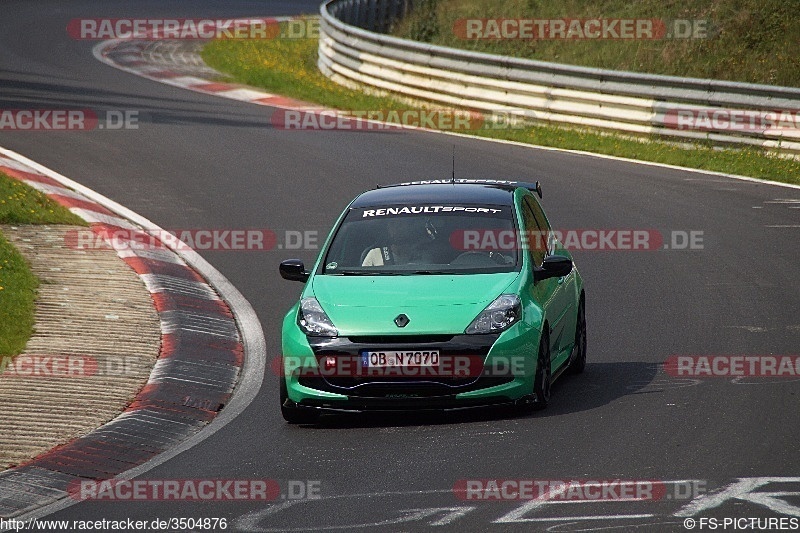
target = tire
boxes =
[570,296,587,374]
[532,331,552,411]
[280,377,319,424]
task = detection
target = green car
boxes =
[279,179,586,423]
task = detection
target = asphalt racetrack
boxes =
[1,1,799,531]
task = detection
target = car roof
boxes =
[350,180,536,208]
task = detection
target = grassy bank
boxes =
[0,171,85,357]
[393,0,799,87]
[202,29,800,185]
[0,233,37,357]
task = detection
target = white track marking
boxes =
[0,146,266,523]
[674,477,800,517]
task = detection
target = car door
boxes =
[522,195,574,367]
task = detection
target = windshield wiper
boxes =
[330,270,400,275]
[328,270,461,276]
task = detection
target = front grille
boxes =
[298,375,515,398]
[301,334,509,396]
[347,335,455,344]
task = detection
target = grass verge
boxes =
[202,31,800,186]
[0,234,37,357]
[393,0,800,87]
[0,171,86,225]
[0,171,87,357]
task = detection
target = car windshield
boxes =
[322,204,519,275]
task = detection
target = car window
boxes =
[524,195,550,232]
[521,197,546,267]
[322,205,520,275]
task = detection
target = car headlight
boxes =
[298,297,338,337]
[465,294,521,334]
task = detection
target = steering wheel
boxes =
[450,251,498,267]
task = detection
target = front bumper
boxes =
[281,394,529,414]
[282,324,537,412]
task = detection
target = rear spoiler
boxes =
[377,179,543,199]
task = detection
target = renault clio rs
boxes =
[278,179,586,423]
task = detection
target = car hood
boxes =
[311,273,519,335]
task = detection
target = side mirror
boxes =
[534,255,572,282]
[279,259,309,282]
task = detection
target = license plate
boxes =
[362,350,440,368]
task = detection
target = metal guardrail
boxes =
[318,0,800,156]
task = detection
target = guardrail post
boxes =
[404,0,414,23]
[353,0,362,26]
[367,0,377,31]
[376,0,387,33]
[342,0,355,25]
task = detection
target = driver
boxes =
[362,217,438,266]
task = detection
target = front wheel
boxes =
[532,331,552,410]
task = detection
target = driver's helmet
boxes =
[387,216,429,245]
